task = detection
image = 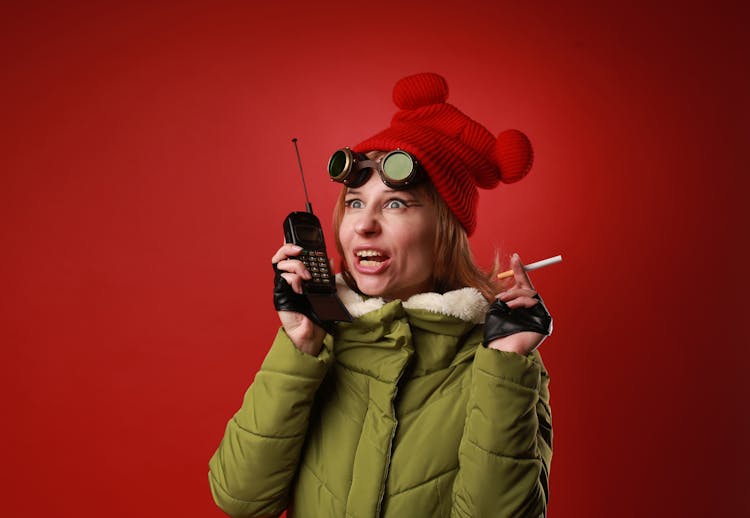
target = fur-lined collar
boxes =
[336,276,489,324]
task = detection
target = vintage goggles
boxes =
[327,148,424,189]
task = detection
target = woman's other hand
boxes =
[272,244,326,355]
[485,253,552,355]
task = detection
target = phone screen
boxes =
[296,225,323,245]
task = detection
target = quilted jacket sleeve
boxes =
[451,347,553,518]
[208,328,333,518]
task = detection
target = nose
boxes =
[354,207,381,236]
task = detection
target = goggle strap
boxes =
[355,159,378,171]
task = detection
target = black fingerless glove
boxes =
[484,294,553,345]
[272,263,335,334]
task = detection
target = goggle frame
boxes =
[327,148,424,189]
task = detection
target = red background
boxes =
[2,1,748,516]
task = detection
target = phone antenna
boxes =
[291,138,313,213]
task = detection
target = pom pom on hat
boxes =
[496,129,534,183]
[393,73,449,109]
[353,72,533,235]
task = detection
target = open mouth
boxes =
[356,249,389,268]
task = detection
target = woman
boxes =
[209,73,553,517]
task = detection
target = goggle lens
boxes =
[381,151,415,183]
[328,149,351,181]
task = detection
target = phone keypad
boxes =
[300,250,332,285]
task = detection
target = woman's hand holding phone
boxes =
[272,243,327,355]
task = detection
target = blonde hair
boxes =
[332,180,498,302]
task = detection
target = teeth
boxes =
[357,250,386,268]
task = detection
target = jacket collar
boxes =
[336,275,489,324]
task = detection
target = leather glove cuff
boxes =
[484,294,553,344]
[273,263,335,334]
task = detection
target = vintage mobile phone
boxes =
[283,139,351,323]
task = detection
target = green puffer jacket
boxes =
[209,283,552,517]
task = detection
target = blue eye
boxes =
[345,199,364,209]
[385,199,407,209]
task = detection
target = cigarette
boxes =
[496,254,563,279]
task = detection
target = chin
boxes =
[352,278,388,298]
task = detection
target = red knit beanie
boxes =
[352,72,533,236]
